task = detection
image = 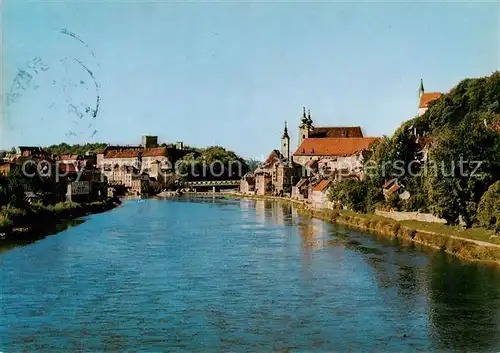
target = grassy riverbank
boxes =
[222,193,500,266]
[0,198,122,241]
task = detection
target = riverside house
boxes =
[254,123,302,196]
[309,179,332,209]
[239,173,255,194]
[293,137,379,181]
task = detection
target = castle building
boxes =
[97,135,189,188]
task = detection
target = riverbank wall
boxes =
[0,198,122,241]
[222,193,500,266]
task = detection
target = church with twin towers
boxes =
[279,106,365,165]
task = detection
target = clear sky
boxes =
[1,0,499,160]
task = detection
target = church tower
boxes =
[281,121,290,162]
[298,106,313,147]
[418,78,425,99]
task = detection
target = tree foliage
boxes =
[425,112,500,226]
[0,167,27,208]
[246,159,262,172]
[328,179,383,213]
[477,181,500,232]
[44,142,108,156]
[362,71,500,226]
[177,146,249,181]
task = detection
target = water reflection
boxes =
[0,219,84,254]
[254,200,294,227]
[1,198,500,351]
[426,253,500,351]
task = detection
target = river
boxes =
[1,197,500,351]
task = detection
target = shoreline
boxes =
[216,193,500,266]
[0,198,122,243]
[4,192,499,266]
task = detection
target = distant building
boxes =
[291,178,309,201]
[131,173,150,195]
[297,107,364,148]
[254,123,302,196]
[0,162,17,176]
[293,137,379,181]
[240,173,255,194]
[418,79,442,117]
[141,135,158,148]
[97,136,189,188]
[309,179,332,209]
[14,146,47,159]
[382,179,410,201]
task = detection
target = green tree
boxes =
[3,167,27,208]
[477,181,500,232]
[246,159,262,172]
[425,112,500,226]
[328,179,382,213]
[177,146,249,180]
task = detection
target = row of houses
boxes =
[240,80,443,208]
[0,147,108,204]
[240,108,382,207]
[0,135,189,200]
[95,137,189,194]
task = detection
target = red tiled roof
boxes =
[294,137,380,157]
[384,184,400,196]
[59,164,79,173]
[419,92,442,108]
[104,147,168,159]
[309,126,363,138]
[262,150,285,167]
[59,154,79,161]
[105,150,139,158]
[142,147,168,157]
[382,179,397,189]
[312,179,331,192]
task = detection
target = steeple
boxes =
[281,121,290,162]
[300,106,309,128]
[419,78,425,98]
[282,121,289,139]
[298,106,312,148]
[307,109,313,126]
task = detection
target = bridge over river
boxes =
[185,179,239,192]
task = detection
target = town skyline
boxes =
[2,1,499,159]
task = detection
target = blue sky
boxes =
[1,0,498,160]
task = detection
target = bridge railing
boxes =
[185,180,240,186]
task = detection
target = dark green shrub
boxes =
[477,181,500,232]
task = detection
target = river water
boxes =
[1,197,500,351]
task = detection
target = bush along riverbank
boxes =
[0,198,122,241]
[224,193,500,266]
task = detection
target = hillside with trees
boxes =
[43,143,108,156]
[329,71,500,230]
[177,146,249,181]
